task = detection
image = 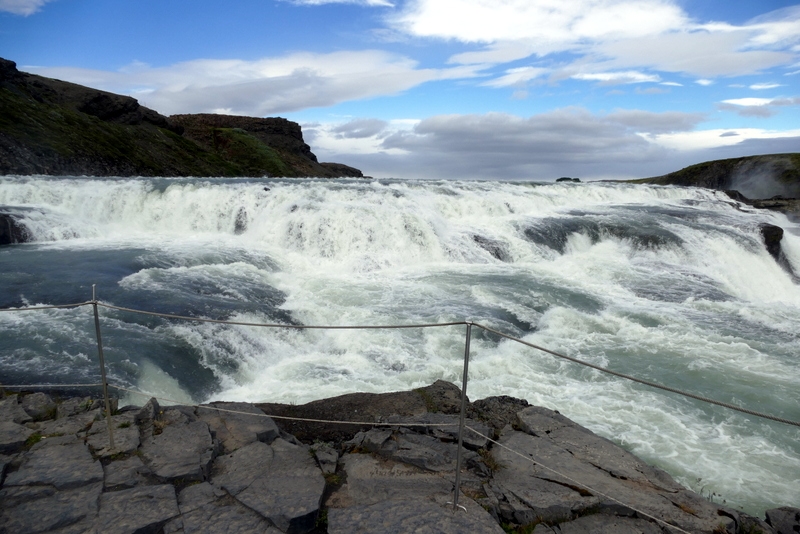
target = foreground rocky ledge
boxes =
[1,382,797,534]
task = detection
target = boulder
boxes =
[0,213,29,245]
[0,395,33,424]
[766,506,800,534]
[20,392,56,421]
[760,223,784,261]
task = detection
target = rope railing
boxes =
[1,289,798,524]
[3,298,797,428]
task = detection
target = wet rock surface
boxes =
[0,385,796,534]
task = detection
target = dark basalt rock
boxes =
[0,214,29,245]
[319,162,365,178]
[0,385,791,534]
[765,506,800,534]
[760,223,784,261]
[472,234,511,261]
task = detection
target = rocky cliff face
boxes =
[171,114,364,178]
[640,153,800,199]
[0,58,363,178]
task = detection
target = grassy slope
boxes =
[631,153,800,191]
[0,87,302,177]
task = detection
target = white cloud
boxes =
[718,96,800,117]
[374,108,694,175]
[0,0,54,15]
[647,128,800,151]
[331,118,390,138]
[695,79,714,86]
[722,98,773,107]
[27,52,484,116]
[482,66,548,88]
[389,1,799,81]
[750,83,782,90]
[307,109,800,180]
[572,71,660,84]
[392,0,686,45]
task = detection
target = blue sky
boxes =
[1,0,799,180]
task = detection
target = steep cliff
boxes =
[636,153,800,199]
[0,58,363,178]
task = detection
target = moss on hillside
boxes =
[210,128,296,177]
[0,87,248,176]
[0,58,363,178]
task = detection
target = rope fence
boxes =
[1,289,798,530]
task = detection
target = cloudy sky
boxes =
[2,0,799,180]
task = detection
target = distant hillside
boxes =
[0,58,363,178]
[634,153,800,199]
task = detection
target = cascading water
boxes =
[1,175,799,515]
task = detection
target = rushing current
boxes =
[1,176,799,514]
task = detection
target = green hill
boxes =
[0,58,363,178]
[633,153,800,199]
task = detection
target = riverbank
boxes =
[1,381,797,534]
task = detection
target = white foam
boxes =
[2,176,799,515]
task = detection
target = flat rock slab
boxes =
[534,514,664,534]
[328,496,505,534]
[233,439,325,533]
[0,481,101,534]
[0,420,34,454]
[86,413,140,458]
[103,455,151,490]
[212,441,275,496]
[518,406,683,492]
[197,402,279,454]
[391,413,491,450]
[31,410,98,437]
[140,420,215,482]
[327,452,502,534]
[96,484,179,534]
[495,426,732,534]
[4,437,103,490]
[179,482,281,534]
[328,453,452,508]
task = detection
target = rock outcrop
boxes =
[0,213,28,245]
[640,154,800,198]
[0,57,364,178]
[171,114,364,179]
[1,383,797,534]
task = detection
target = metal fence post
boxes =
[453,322,472,512]
[92,285,116,450]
